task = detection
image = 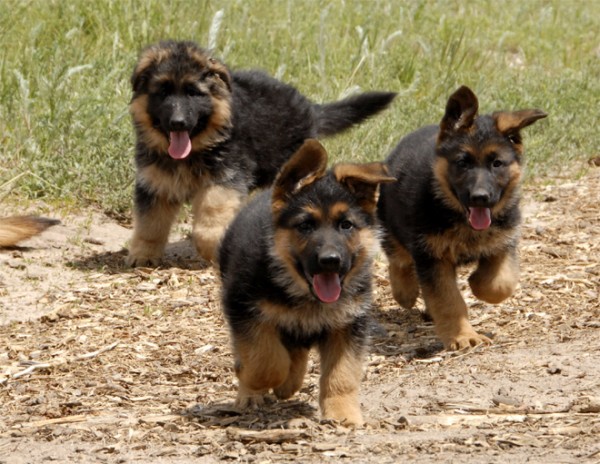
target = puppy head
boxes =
[434,86,547,230]
[271,139,395,303]
[129,40,233,158]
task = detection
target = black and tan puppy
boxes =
[126,40,396,266]
[377,86,547,350]
[0,216,60,248]
[219,139,395,425]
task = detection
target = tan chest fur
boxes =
[422,223,519,264]
[257,296,368,335]
[138,164,210,204]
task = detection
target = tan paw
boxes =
[441,329,492,351]
[468,253,519,304]
[392,284,419,309]
[126,237,165,267]
[320,397,363,426]
[273,383,299,401]
[469,274,517,304]
[126,251,162,268]
[235,391,267,409]
[389,262,420,309]
[322,408,363,426]
[192,228,222,263]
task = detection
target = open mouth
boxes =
[468,207,491,230]
[168,131,192,159]
[311,272,342,303]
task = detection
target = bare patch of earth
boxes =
[1,169,598,463]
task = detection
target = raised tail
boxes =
[314,91,396,137]
[0,216,60,247]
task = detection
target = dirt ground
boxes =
[1,168,599,463]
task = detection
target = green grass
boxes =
[1,0,598,215]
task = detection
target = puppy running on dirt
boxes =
[127,40,396,266]
[0,216,60,248]
[219,139,395,425]
[377,85,547,350]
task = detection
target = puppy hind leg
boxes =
[387,242,420,309]
[192,184,245,263]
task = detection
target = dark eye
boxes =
[455,158,469,169]
[507,133,520,144]
[296,220,315,233]
[185,84,203,96]
[339,219,354,231]
[492,159,504,168]
[155,82,173,97]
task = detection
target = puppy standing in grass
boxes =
[126,40,396,266]
[219,139,395,425]
[377,86,547,350]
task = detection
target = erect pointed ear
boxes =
[207,57,232,92]
[131,59,152,94]
[332,162,396,214]
[492,109,548,136]
[439,85,479,139]
[272,139,328,214]
[131,45,163,94]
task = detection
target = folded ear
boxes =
[332,162,396,214]
[439,85,479,139]
[272,139,328,214]
[492,109,548,136]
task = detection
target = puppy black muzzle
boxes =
[301,229,352,303]
[459,168,500,230]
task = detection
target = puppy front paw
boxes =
[320,395,363,426]
[126,249,163,267]
[439,324,492,351]
[235,385,269,409]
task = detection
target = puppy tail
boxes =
[314,91,396,137]
[0,216,60,247]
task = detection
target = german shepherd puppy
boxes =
[127,40,396,266]
[219,139,395,425]
[0,216,60,247]
[377,86,547,350]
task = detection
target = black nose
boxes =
[169,115,187,131]
[318,252,341,272]
[469,189,491,206]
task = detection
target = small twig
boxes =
[9,342,119,380]
[75,341,119,360]
[410,411,591,427]
[11,363,53,379]
[414,357,443,364]
[14,414,89,429]
[226,428,310,444]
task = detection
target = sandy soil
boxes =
[1,169,599,463]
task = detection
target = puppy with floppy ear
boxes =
[378,85,547,351]
[219,139,394,425]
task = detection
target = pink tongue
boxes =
[168,131,192,159]
[469,207,491,230]
[312,273,341,303]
